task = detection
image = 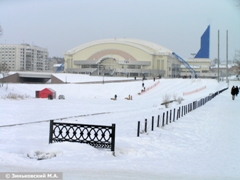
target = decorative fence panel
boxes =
[49,120,116,152]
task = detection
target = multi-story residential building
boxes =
[0,43,48,71]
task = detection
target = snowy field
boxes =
[0,73,240,180]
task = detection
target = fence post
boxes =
[177,108,179,120]
[173,108,175,122]
[152,116,154,131]
[162,112,165,126]
[49,120,54,144]
[176,108,178,120]
[170,110,172,123]
[145,119,147,133]
[111,124,116,154]
[182,106,183,117]
[137,121,140,137]
[157,115,160,127]
[176,107,180,120]
[166,111,168,125]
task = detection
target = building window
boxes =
[161,60,164,70]
[157,60,160,70]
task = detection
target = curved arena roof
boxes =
[65,38,173,56]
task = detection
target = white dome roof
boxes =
[65,38,172,55]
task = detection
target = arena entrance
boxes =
[97,58,121,76]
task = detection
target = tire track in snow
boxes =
[0,104,158,128]
[0,112,111,128]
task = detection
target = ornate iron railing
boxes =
[49,120,116,152]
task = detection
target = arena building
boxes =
[64,38,181,78]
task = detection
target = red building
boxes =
[36,88,56,99]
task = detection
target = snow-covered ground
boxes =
[0,73,240,180]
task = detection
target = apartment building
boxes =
[0,43,48,71]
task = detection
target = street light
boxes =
[103,73,104,84]
[191,53,196,78]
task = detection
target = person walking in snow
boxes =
[235,86,239,97]
[231,86,236,100]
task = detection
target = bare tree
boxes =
[0,26,8,87]
[0,62,10,87]
[233,50,240,62]
[212,58,219,65]
[233,50,240,75]
[162,94,171,108]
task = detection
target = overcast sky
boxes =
[0,0,239,60]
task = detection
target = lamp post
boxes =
[226,30,229,86]
[191,53,196,78]
[218,30,220,83]
[98,63,99,76]
[103,73,104,84]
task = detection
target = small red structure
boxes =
[37,88,56,99]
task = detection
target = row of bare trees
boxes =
[0,63,10,87]
[234,50,240,75]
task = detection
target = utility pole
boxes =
[218,30,220,82]
[226,30,229,85]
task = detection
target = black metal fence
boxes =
[137,87,228,137]
[49,120,116,152]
